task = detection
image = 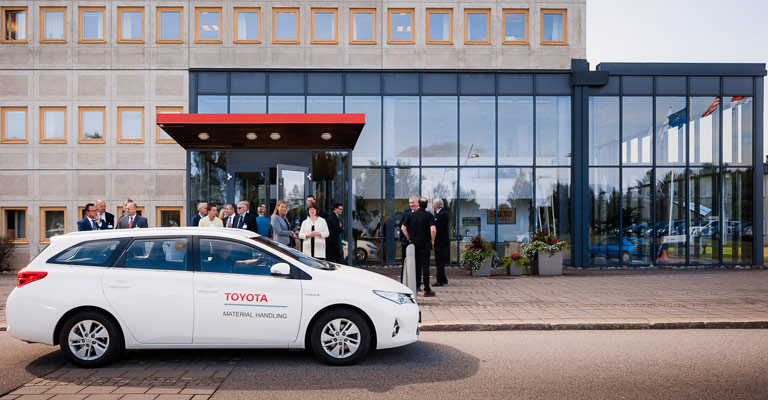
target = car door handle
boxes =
[107,280,130,288]
[197,285,219,293]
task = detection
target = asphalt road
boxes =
[0,331,65,395]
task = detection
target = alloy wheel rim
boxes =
[68,319,110,361]
[320,318,361,359]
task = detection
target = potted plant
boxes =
[461,235,500,277]
[499,252,529,276]
[520,231,569,275]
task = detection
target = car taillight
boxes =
[17,271,47,288]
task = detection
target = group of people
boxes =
[77,199,148,231]
[191,195,346,264]
[400,196,450,297]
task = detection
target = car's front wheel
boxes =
[58,311,122,368]
[310,309,371,366]
[355,248,368,261]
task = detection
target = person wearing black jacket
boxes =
[326,203,344,263]
[401,197,436,297]
[233,201,258,233]
[432,198,450,286]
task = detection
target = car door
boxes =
[101,236,193,344]
[193,237,302,344]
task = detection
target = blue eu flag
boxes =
[668,108,687,128]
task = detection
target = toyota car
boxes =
[6,228,419,367]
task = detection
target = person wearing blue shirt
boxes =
[256,205,271,237]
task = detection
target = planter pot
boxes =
[507,264,524,276]
[472,258,492,277]
[534,251,563,276]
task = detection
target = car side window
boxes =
[49,240,123,267]
[123,238,187,271]
[199,238,280,276]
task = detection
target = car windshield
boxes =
[253,236,337,270]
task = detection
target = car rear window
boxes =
[50,240,124,267]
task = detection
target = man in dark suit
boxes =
[116,201,148,229]
[191,202,207,227]
[432,198,450,286]
[95,199,115,229]
[326,203,344,263]
[77,203,107,231]
[233,201,258,233]
[401,197,436,297]
[399,196,419,265]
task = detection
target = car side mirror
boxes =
[270,263,291,278]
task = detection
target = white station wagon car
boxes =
[6,228,419,367]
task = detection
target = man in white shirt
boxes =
[95,199,115,229]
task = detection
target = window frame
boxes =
[195,7,222,44]
[464,9,491,45]
[156,6,183,44]
[349,8,376,45]
[156,106,183,143]
[40,207,67,244]
[78,106,106,144]
[387,8,414,45]
[272,7,300,44]
[425,8,452,45]
[310,8,338,44]
[1,107,28,144]
[156,206,184,227]
[117,106,145,144]
[540,8,567,45]
[234,7,260,44]
[40,106,67,144]
[502,9,528,45]
[40,6,67,43]
[117,7,144,43]
[2,6,28,43]
[2,207,28,244]
[78,6,106,43]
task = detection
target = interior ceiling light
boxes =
[246,132,257,140]
[270,132,281,140]
[198,132,209,140]
[320,132,332,141]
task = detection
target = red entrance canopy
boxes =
[156,113,366,150]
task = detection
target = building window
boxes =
[388,9,414,44]
[2,7,27,43]
[118,7,144,43]
[156,106,182,143]
[40,7,66,43]
[40,107,66,143]
[349,8,375,44]
[117,107,144,143]
[157,7,183,43]
[79,7,105,43]
[2,208,27,243]
[1,107,27,143]
[426,9,452,44]
[464,9,490,44]
[157,207,183,227]
[40,207,66,243]
[541,9,566,45]
[311,8,337,44]
[234,7,260,43]
[273,8,299,44]
[195,7,221,43]
[78,107,105,143]
[502,9,528,44]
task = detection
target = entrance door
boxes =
[233,171,268,213]
[277,165,308,236]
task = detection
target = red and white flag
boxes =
[730,96,751,108]
[701,98,720,118]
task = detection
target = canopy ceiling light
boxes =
[198,132,210,140]
[270,132,281,140]
[246,132,257,140]
[320,132,332,141]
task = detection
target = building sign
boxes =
[487,209,516,225]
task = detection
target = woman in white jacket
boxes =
[298,205,330,259]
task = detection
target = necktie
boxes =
[91,219,98,230]
[238,216,243,229]
[128,217,133,228]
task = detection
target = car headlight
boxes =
[373,290,415,305]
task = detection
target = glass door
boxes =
[277,164,308,243]
[231,170,268,214]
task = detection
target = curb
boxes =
[419,321,768,331]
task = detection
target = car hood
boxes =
[327,265,412,294]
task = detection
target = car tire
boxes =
[621,251,631,263]
[310,309,371,366]
[58,311,122,368]
[355,248,368,262]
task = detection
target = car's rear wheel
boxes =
[355,248,368,261]
[621,251,631,263]
[310,309,371,366]
[58,311,122,368]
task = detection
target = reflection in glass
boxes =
[4,9,26,40]
[82,10,103,40]
[198,96,227,113]
[588,168,620,264]
[622,97,653,165]
[81,110,103,140]
[4,110,25,140]
[234,172,267,214]
[236,11,259,41]
[307,96,342,113]
[3,210,25,240]
[390,11,412,42]
[352,11,374,42]
[159,10,181,41]
[656,97,686,166]
[622,168,653,262]
[120,110,142,140]
[689,167,719,264]
[43,109,65,140]
[422,168,458,263]
[281,169,306,234]
[198,10,220,41]
[347,96,381,166]
[422,97,457,165]
[588,97,619,166]
[190,151,227,224]
[312,152,348,217]
[689,97,720,165]
[536,168,571,263]
[313,12,335,41]
[542,12,563,42]
[497,168,533,259]
[268,96,304,113]
[467,12,488,42]
[459,168,495,241]
[383,97,419,166]
[230,96,266,114]
[44,210,65,239]
[353,168,382,264]
[275,11,298,41]
[498,97,533,165]
[536,97,571,166]
[723,97,753,166]
[655,168,686,263]
[428,12,450,42]
[43,10,65,40]
[504,12,526,42]
[121,10,142,40]
[460,96,495,165]
[159,209,182,227]
[723,168,753,264]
